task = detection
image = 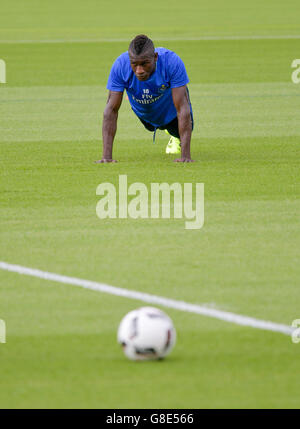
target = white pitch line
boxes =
[0,35,300,44]
[0,261,294,336]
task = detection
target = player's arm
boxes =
[95,90,124,163]
[172,86,194,162]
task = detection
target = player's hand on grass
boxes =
[173,158,195,163]
[94,159,117,163]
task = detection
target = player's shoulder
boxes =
[155,47,181,56]
[155,47,184,65]
[110,52,131,81]
[113,51,130,67]
[155,47,188,86]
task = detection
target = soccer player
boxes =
[96,34,194,163]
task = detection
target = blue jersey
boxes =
[107,47,190,127]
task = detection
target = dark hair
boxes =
[128,35,155,57]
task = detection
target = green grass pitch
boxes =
[0,0,300,408]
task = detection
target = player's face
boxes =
[129,53,158,81]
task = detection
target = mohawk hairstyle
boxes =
[128,34,155,57]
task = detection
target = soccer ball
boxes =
[117,306,176,361]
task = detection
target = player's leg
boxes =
[162,117,180,138]
[137,116,155,132]
[163,110,194,154]
[164,87,194,154]
[160,117,181,154]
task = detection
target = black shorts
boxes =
[138,116,180,138]
[138,112,194,140]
